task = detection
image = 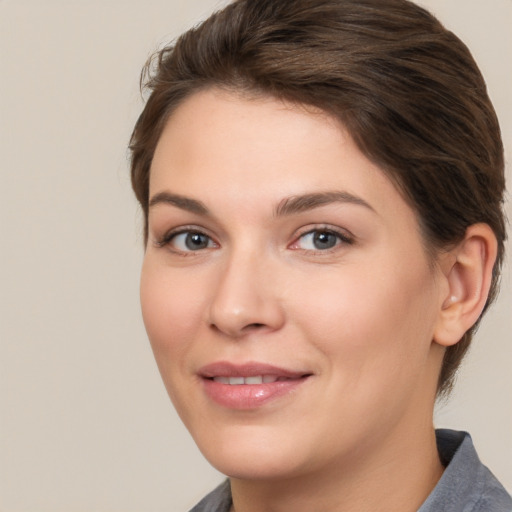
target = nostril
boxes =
[245,323,265,330]
[208,322,266,336]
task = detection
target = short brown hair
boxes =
[129,0,506,396]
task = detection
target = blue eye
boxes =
[168,231,216,251]
[295,229,351,251]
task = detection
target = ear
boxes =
[433,223,498,347]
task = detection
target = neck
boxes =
[230,423,444,512]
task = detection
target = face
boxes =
[141,89,447,481]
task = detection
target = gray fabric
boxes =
[189,430,512,512]
[419,430,512,512]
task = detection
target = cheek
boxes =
[140,261,204,368]
[289,257,439,368]
[287,261,441,439]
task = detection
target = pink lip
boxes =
[198,361,312,410]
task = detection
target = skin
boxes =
[140,88,482,511]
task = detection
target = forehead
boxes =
[152,88,341,171]
[153,89,374,186]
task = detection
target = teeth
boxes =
[212,375,281,385]
[244,376,263,385]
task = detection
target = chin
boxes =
[209,455,306,482]
[194,426,311,481]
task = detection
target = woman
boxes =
[129,0,511,510]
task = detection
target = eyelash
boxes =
[290,226,354,253]
[154,225,354,254]
[154,226,218,254]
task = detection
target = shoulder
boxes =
[419,429,512,512]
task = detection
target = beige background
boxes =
[0,0,510,510]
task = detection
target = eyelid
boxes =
[153,225,219,252]
[289,225,354,251]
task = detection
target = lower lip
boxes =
[202,378,309,409]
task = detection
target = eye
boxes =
[291,228,353,251]
[159,230,217,252]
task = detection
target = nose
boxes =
[207,249,285,338]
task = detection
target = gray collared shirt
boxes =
[419,430,511,512]
[190,429,512,512]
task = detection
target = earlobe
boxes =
[433,224,497,347]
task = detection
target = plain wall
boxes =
[1,0,510,510]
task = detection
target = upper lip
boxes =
[198,361,311,379]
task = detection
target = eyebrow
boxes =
[148,190,375,218]
[148,192,209,215]
[274,191,375,217]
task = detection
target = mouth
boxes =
[210,375,302,385]
[198,362,312,409]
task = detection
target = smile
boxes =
[199,362,312,409]
[212,375,297,385]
